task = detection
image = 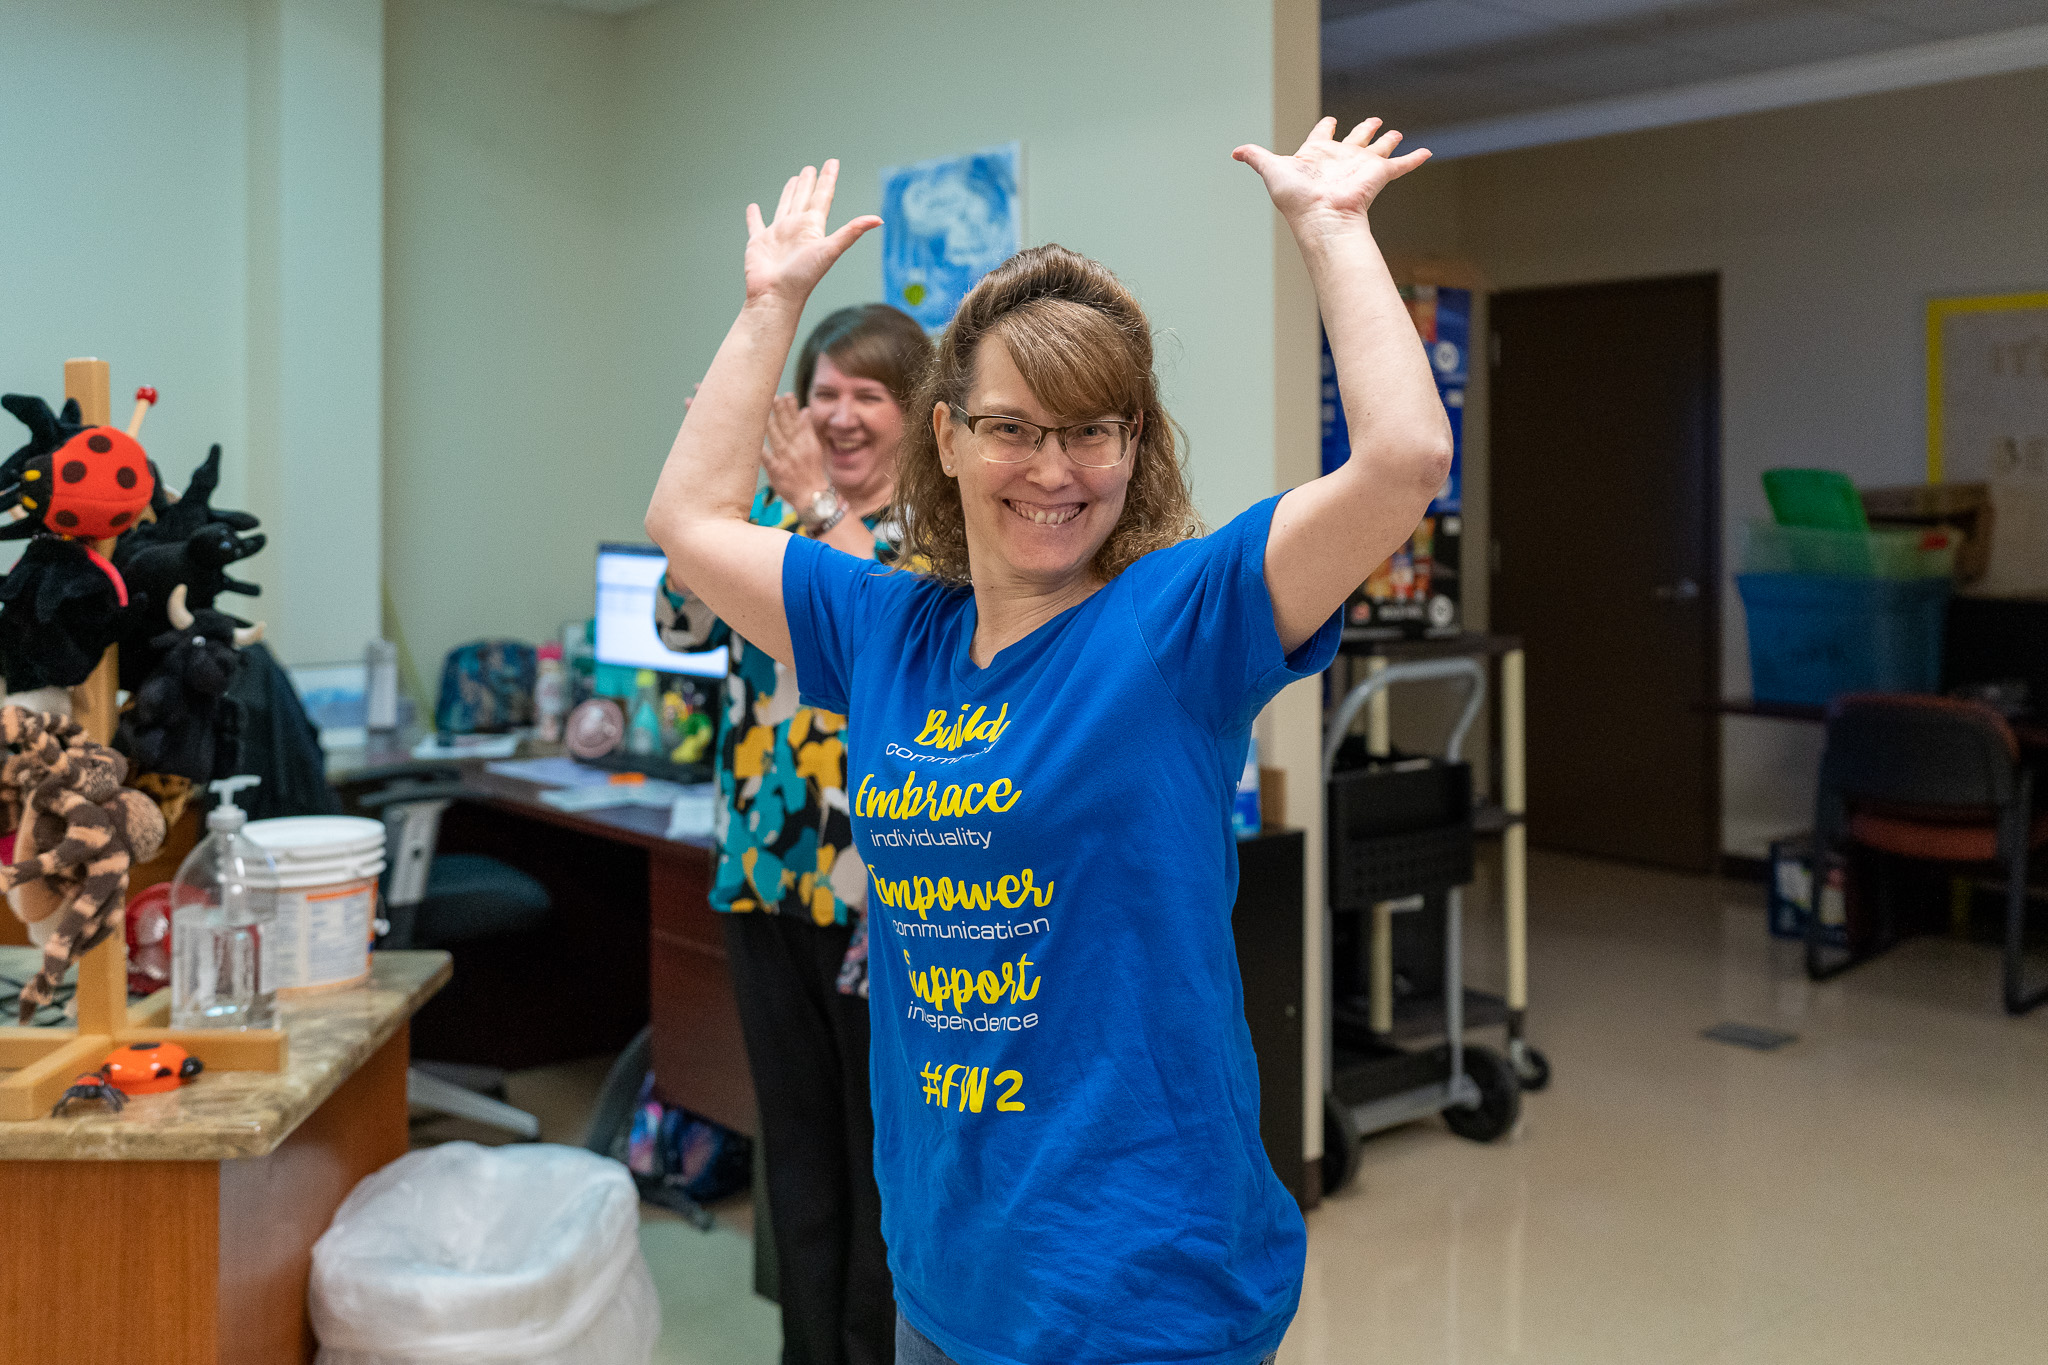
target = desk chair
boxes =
[1811,694,2048,1015]
[346,768,555,1137]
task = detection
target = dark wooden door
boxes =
[1490,275,1720,872]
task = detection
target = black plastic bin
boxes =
[1327,754,1474,909]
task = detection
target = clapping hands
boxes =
[763,393,829,509]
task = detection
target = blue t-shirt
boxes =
[784,495,1339,1365]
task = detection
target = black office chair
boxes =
[1811,693,2048,1015]
[343,767,555,1136]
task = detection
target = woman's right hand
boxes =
[763,393,830,508]
[744,159,882,307]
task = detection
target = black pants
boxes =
[723,913,894,1365]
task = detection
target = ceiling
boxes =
[1324,0,2048,147]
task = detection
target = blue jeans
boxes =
[896,1314,1278,1365]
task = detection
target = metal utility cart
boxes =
[1319,643,1547,1193]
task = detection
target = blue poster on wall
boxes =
[880,143,1022,333]
[1321,285,1467,514]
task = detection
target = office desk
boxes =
[330,740,756,1138]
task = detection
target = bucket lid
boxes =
[244,815,386,862]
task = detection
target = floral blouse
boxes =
[655,486,898,997]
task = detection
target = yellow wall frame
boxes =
[1927,290,2048,483]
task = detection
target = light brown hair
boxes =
[891,244,1204,586]
[795,304,931,409]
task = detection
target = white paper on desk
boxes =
[666,785,718,840]
[537,780,687,812]
[412,732,523,761]
[485,756,614,788]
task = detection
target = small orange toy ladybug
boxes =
[99,1041,204,1096]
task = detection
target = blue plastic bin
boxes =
[1737,573,1950,707]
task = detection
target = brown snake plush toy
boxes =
[0,706,166,1022]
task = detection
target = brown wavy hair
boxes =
[891,244,1204,587]
[795,303,931,408]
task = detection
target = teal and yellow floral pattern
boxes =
[656,486,896,996]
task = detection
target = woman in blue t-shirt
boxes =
[646,119,1450,1365]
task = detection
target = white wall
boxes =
[0,0,384,669]
[1360,67,2048,856]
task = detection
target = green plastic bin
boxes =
[1742,519,1956,579]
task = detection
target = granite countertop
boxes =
[0,949,449,1162]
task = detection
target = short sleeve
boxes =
[1127,494,1341,734]
[782,534,883,715]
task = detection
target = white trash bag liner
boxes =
[311,1142,659,1364]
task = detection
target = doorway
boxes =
[1489,274,1721,873]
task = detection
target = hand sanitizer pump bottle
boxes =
[170,777,280,1029]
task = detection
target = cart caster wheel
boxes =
[1515,1047,1551,1093]
[1322,1093,1362,1194]
[1444,1047,1522,1143]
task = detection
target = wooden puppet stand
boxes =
[0,358,284,1123]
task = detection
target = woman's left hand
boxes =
[1233,117,1429,238]
[763,392,830,509]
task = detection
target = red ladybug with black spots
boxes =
[7,425,154,541]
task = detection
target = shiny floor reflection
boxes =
[1283,850,2048,1365]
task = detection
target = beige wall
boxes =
[1358,67,2048,855]
[383,0,630,696]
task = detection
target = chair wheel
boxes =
[1322,1093,1362,1194]
[1515,1046,1551,1092]
[1444,1046,1521,1143]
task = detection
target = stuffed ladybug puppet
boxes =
[0,395,154,542]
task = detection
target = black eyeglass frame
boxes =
[947,404,1139,468]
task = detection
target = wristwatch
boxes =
[800,487,848,536]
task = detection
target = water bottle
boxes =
[170,776,279,1029]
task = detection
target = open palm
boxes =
[744,159,882,305]
[1234,117,1429,228]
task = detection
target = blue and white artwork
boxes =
[880,143,1022,332]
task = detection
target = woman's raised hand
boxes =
[1233,117,1429,236]
[762,393,829,508]
[744,159,883,306]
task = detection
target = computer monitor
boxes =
[595,543,729,678]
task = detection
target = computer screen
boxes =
[595,543,730,678]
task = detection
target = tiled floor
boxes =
[428,849,2048,1364]
[1283,850,2048,1365]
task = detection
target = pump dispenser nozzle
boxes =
[207,775,262,833]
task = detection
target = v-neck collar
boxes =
[946,581,1109,695]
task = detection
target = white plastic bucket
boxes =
[245,816,387,996]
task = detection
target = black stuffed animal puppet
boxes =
[0,538,136,690]
[114,585,262,784]
[114,444,266,691]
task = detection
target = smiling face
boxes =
[936,339,1134,591]
[807,354,906,512]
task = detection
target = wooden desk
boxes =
[448,767,755,1137]
[0,951,448,1365]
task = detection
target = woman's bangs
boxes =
[988,299,1144,422]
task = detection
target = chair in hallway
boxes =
[1811,693,2048,1015]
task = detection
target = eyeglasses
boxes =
[948,405,1136,468]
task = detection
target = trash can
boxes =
[311,1142,660,1365]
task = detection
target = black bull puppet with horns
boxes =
[114,584,264,785]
